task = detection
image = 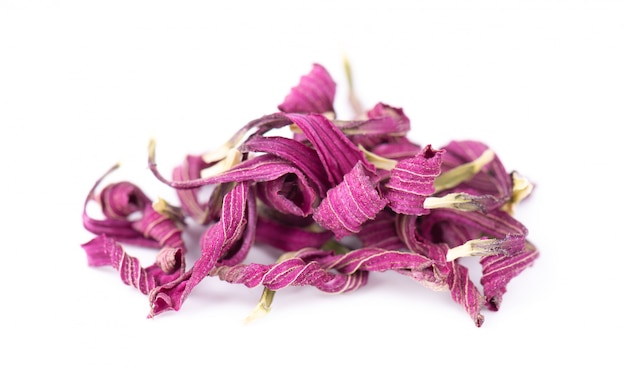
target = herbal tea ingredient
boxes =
[81,62,538,327]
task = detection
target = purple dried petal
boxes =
[156,247,185,274]
[81,235,184,294]
[419,208,528,247]
[313,162,386,239]
[480,241,539,311]
[82,166,163,248]
[278,63,336,115]
[285,113,375,186]
[384,144,444,215]
[339,103,411,149]
[256,173,317,217]
[150,152,312,190]
[255,215,333,252]
[447,261,485,327]
[357,209,406,250]
[211,249,368,294]
[98,181,151,219]
[241,135,330,195]
[148,182,249,316]
[439,140,512,208]
[371,137,422,160]
[131,207,186,253]
[172,154,212,224]
[216,186,257,266]
[314,247,433,275]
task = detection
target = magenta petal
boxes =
[172,154,212,224]
[385,144,444,215]
[131,207,186,253]
[148,182,249,316]
[440,140,512,208]
[313,162,386,239]
[357,209,406,250]
[98,181,151,219]
[480,241,539,311]
[81,235,184,295]
[216,186,258,267]
[211,248,368,294]
[255,215,333,252]
[447,261,485,327]
[256,173,317,217]
[285,113,374,186]
[371,137,423,160]
[278,63,336,115]
[241,135,330,194]
[316,247,433,275]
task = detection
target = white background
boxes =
[1,1,624,380]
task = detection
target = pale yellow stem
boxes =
[434,149,495,193]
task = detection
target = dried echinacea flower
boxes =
[80,61,538,327]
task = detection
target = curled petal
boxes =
[384,145,444,215]
[419,208,529,247]
[286,113,374,186]
[357,210,406,250]
[439,140,513,208]
[371,137,422,160]
[81,235,184,294]
[172,154,212,224]
[211,250,368,294]
[313,162,386,239]
[241,135,330,195]
[148,182,249,316]
[340,103,411,149]
[131,207,186,253]
[98,181,151,219]
[480,241,539,311]
[278,63,336,115]
[447,261,485,327]
[256,173,317,217]
[82,166,171,249]
[255,215,333,252]
[314,247,433,275]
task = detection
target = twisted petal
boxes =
[148,182,250,316]
[480,241,539,311]
[211,249,368,294]
[447,261,485,327]
[286,113,374,186]
[255,215,333,252]
[241,135,330,195]
[439,140,512,209]
[278,63,336,115]
[172,154,212,224]
[81,235,184,294]
[313,162,386,239]
[384,144,444,215]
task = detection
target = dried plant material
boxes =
[80,62,539,327]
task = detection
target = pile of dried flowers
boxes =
[81,62,538,327]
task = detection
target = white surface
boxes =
[1,1,624,380]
